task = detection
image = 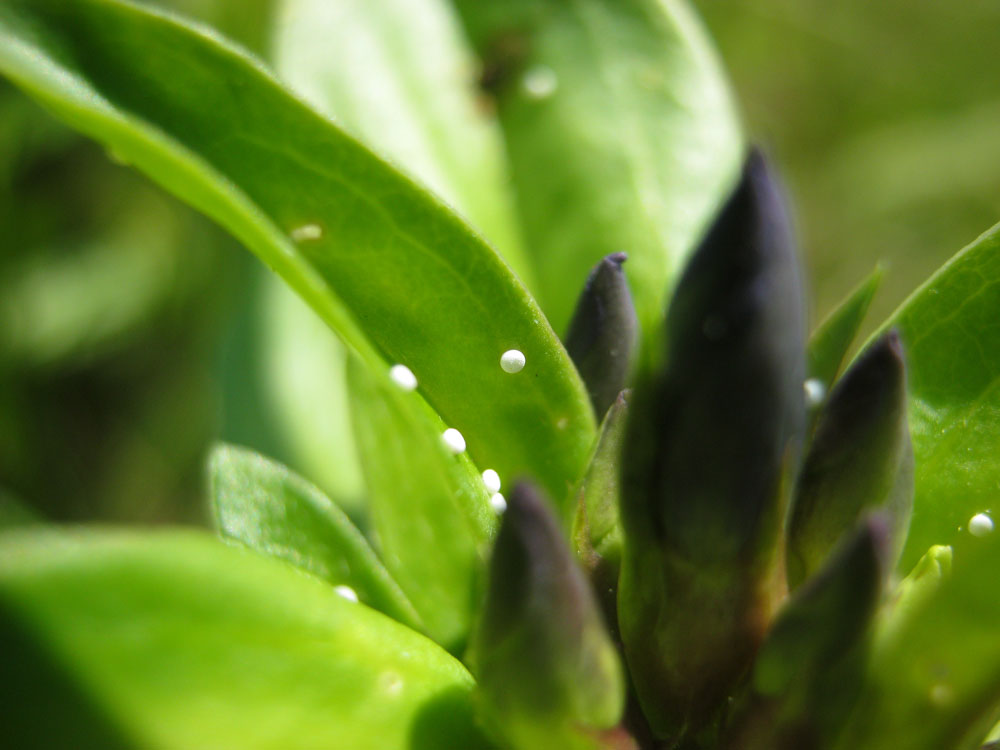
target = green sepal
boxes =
[565,254,639,419]
[571,391,629,631]
[473,481,625,750]
[725,514,890,750]
[877,544,952,650]
[788,330,913,589]
[808,265,883,390]
[618,149,806,742]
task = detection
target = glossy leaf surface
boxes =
[265,0,532,513]
[348,358,496,652]
[0,0,595,507]
[871,223,1000,569]
[453,0,743,345]
[0,528,493,750]
[208,443,421,630]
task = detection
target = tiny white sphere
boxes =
[442,428,466,454]
[482,469,502,494]
[389,364,418,391]
[969,513,994,537]
[334,585,359,602]
[803,378,826,406]
[490,492,507,514]
[290,223,323,242]
[522,65,558,99]
[500,349,526,373]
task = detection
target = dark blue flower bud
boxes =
[565,253,639,419]
[788,330,913,589]
[473,481,625,749]
[618,149,806,741]
[725,514,890,750]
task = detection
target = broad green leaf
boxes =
[836,532,1000,750]
[870,223,1000,570]
[265,0,533,513]
[208,443,421,631]
[808,265,883,390]
[272,0,531,282]
[0,528,494,750]
[348,358,497,652]
[451,0,743,345]
[0,0,595,508]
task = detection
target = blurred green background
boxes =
[1,0,998,524]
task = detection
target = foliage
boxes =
[1,1,1000,748]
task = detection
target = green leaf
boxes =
[0,528,494,750]
[452,0,743,346]
[265,0,535,513]
[836,532,1000,750]
[208,443,421,631]
[348,358,497,652]
[869,223,1000,570]
[272,0,531,283]
[0,0,595,508]
[808,265,883,391]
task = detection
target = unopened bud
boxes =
[474,481,625,749]
[726,514,890,749]
[788,330,913,589]
[565,253,639,419]
[619,149,806,741]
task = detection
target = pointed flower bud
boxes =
[726,514,890,750]
[618,149,806,741]
[565,253,639,418]
[787,330,913,589]
[473,481,625,749]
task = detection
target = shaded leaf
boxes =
[808,265,883,391]
[0,528,494,750]
[208,443,421,630]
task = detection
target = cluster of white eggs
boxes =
[387,350,527,515]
